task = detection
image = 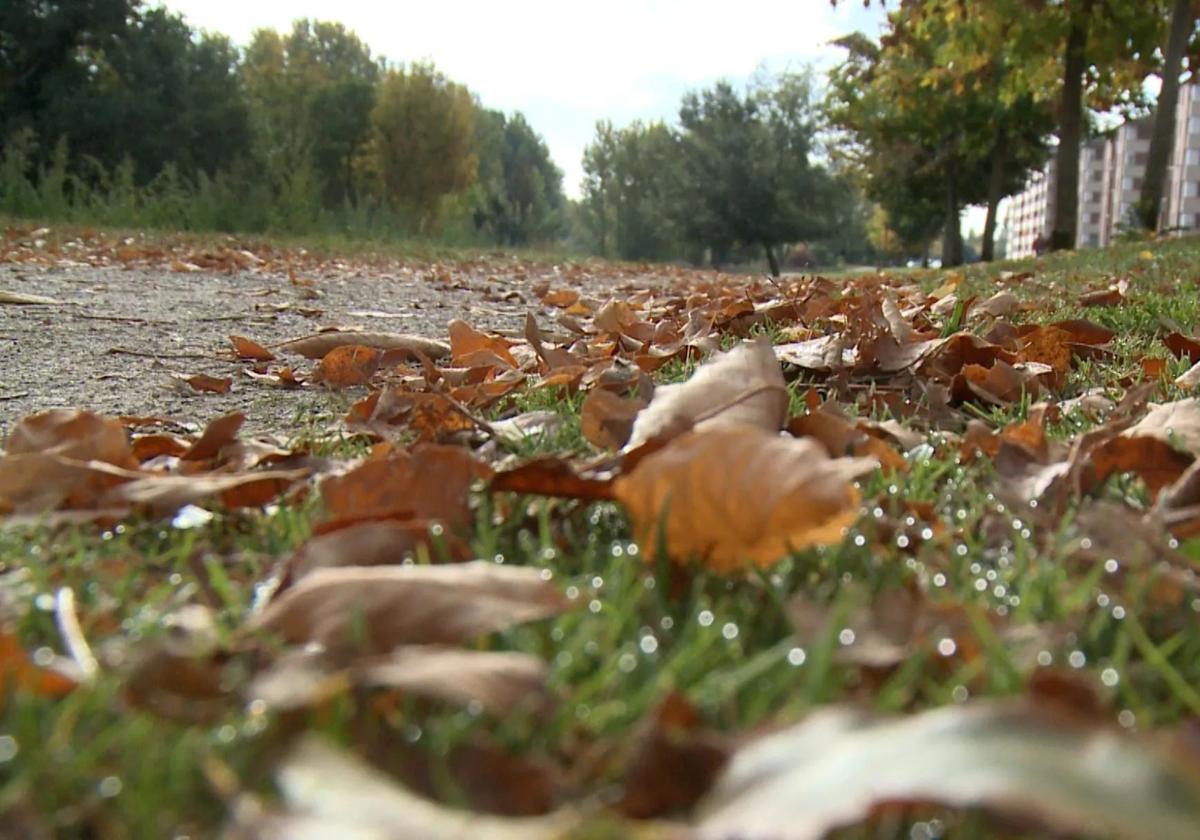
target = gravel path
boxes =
[0,254,664,437]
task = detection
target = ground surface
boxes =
[6,224,1200,839]
[0,228,678,434]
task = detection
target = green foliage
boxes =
[472,110,566,246]
[366,62,478,234]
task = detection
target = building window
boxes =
[1191,117,1200,133]
[1181,213,1193,228]
[1123,176,1134,190]
[1185,182,1199,198]
[1188,149,1200,166]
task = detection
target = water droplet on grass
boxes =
[787,647,807,666]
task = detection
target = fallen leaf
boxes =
[448,319,519,368]
[250,561,570,658]
[614,425,876,571]
[180,412,244,461]
[316,344,382,388]
[1123,398,1200,457]
[695,701,1200,840]
[229,334,275,361]
[0,631,78,703]
[278,330,450,360]
[626,338,788,450]
[490,457,617,501]
[357,647,549,716]
[318,445,491,526]
[581,389,645,450]
[181,374,232,394]
[0,290,62,305]
[5,409,135,467]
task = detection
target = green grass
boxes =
[6,234,1200,836]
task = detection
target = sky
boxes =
[159,0,888,200]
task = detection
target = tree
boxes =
[1137,0,1197,230]
[240,20,380,208]
[473,110,565,245]
[366,62,477,232]
[676,72,830,275]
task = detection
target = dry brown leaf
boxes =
[625,339,788,450]
[788,410,908,473]
[295,520,473,579]
[0,289,62,305]
[614,425,876,571]
[580,388,645,450]
[490,457,617,501]
[103,469,307,513]
[4,409,135,467]
[975,290,1021,318]
[318,446,492,527]
[1122,398,1200,456]
[278,330,450,360]
[1165,332,1200,364]
[229,334,275,361]
[181,373,232,394]
[0,454,140,514]
[180,412,244,461]
[315,344,382,388]
[448,319,518,368]
[250,561,570,657]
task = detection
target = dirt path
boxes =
[0,252,672,437]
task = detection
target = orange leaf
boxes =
[0,632,77,702]
[184,374,233,394]
[317,345,382,388]
[614,426,876,571]
[230,334,275,361]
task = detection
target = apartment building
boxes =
[1006,85,1200,258]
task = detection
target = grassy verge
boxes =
[4,234,1200,836]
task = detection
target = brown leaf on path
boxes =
[448,319,519,368]
[524,312,578,370]
[130,432,190,462]
[953,360,1039,405]
[774,334,856,373]
[178,373,231,394]
[0,289,62,305]
[318,445,491,527]
[250,561,570,658]
[614,425,876,571]
[180,412,244,461]
[974,290,1021,318]
[1045,318,1115,348]
[695,700,1200,840]
[0,631,78,703]
[277,330,451,361]
[616,692,730,819]
[581,388,645,450]
[626,338,788,450]
[229,334,274,361]
[315,344,381,388]
[5,409,135,467]
[541,288,579,308]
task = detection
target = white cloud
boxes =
[160,0,885,196]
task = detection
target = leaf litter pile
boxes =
[6,237,1200,837]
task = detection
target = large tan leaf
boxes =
[614,426,876,571]
[0,454,140,514]
[101,468,308,514]
[696,701,1200,840]
[5,409,135,467]
[357,647,548,716]
[625,339,788,450]
[277,330,450,360]
[249,561,570,656]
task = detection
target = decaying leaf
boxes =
[229,334,275,361]
[581,388,645,450]
[315,344,382,388]
[614,426,876,571]
[249,561,570,658]
[696,701,1200,840]
[626,339,788,450]
[278,330,451,360]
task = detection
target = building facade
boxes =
[1006,85,1200,258]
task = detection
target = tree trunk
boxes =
[943,172,964,267]
[1138,0,1193,230]
[764,241,781,277]
[1050,0,1093,251]
[981,138,1008,262]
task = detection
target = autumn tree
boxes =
[366,62,477,232]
